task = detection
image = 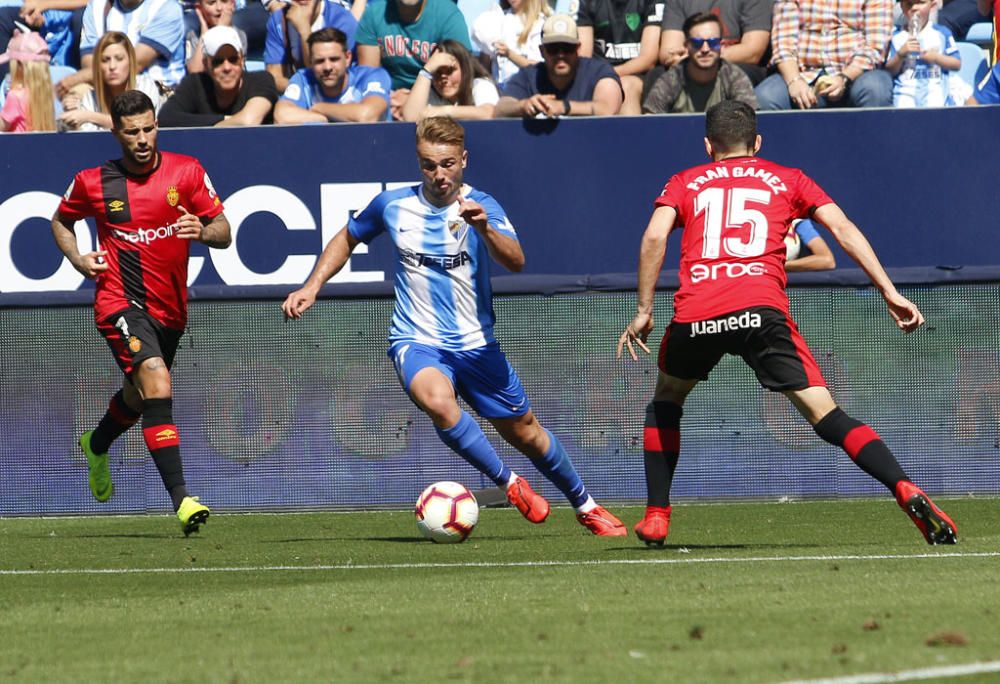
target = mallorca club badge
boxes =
[128,336,142,354]
[166,186,180,207]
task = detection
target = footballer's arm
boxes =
[199,212,232,248]
[282,226,360,318]
[618,204,677,359]
[51,211,108,278]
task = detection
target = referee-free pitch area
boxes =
[1,499,997,684]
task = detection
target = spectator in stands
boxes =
[400,39,498,120]
[494,14,623,116]
[159,25,279,126]
[60,31,161,130]
[576,0,661,115]
[185,0,269,63]
[937,0,992,48]
[785,219,836,271]
[643,12,756,113]
[885,0,962,107]
[755,0,894,109]
[472,0,550,87]
[185,0,248,73]
[264,0,358,92]
[274,26,389,121]
[355,0,471,115]
[0,0,86,78]
[0,29,55,131]
[56,0,187,96]
[654,0,772,85]
[967,60,1000,102]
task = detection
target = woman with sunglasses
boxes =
[60,32,163,131]
[400,40,499,121]
[159,25,279,127]
[642,12,756,114]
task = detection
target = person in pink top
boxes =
[0,30,55,132]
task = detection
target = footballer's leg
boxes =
[80,380,141,502]
[787,386,957,545]
[637,372,699,546]
[491,412,625,536]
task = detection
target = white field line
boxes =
[780,660,1000,683]
[2,551,999,576]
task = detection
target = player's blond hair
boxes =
[9,58,55,132]
[416,116,465,148]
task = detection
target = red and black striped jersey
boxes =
[654,156,833,323]
[58,151,224,330]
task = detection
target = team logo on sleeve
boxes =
[63,179,75,201]
[204,172,217,199]
[166,186,179,207]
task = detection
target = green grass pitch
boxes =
[1,498,997,683]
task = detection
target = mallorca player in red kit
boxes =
[51,90,231,535]
[617,101,957,547]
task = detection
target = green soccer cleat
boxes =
[79,431,113,502]
[177,496,210,537]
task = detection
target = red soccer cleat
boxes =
[506,476,550,523]
[895,481,957,545]
[634,505,672,546]
[576,505,627,536]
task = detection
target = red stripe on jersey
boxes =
[842,425,880,461]
[784,313,827,388]
[143,424,181,450]
[644,426,680,453]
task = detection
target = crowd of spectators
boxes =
[0,0,996,131]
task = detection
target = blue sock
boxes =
[532,430,588,508]
[436,412,511,487]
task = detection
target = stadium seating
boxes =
[955,41,989,88]
[245,59,266,72]
[965,21,994,45]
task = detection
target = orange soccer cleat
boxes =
[506,476,550,523]
[634,505,672,546]
[576,505,627,537]
[895,481,957,545]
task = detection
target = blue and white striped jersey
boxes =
[348,184,518,351]
[81,0,187,87]
[889,23,959,108]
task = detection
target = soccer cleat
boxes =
[505,476,550,523]
[895,481,957,545]
[177,496,210,537]
[79,430,113,502]
[577,505,627,536]
[634,505,672,546]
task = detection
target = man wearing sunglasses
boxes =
[159,24,280,127]
[495,14,623,117]
[643,12,756,113]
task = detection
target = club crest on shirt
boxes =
[166,186,179,207]
[128,336,142,353]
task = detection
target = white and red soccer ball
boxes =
[415,481,479,543]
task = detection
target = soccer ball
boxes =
[415,481,479,543]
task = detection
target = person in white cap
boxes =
[495,13,623,118]
[159,24,279,127]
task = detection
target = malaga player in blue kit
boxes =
[282,116,627,536]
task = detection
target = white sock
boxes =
[575,496,597,514]
[504,472,518,490]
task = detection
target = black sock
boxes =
[813,408,908,492]
[141,398,189,511]
[644,401,683,507]
[91,390,142,455]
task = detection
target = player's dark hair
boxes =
[682,12,722,37]
[429,40,491,106]
[705,100,757,152]
[307,27,348,51]
[416,116,465,148]
[110,89,155,129]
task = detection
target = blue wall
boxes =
[1,108,997,296]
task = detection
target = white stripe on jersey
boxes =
[351,184,518,352]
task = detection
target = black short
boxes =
[657,306,826,391]
[96,307,183,376]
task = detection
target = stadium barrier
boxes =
[1,111,997,515]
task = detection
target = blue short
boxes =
[388,341,531,419]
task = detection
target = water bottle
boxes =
[906,14,920,72]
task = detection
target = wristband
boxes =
[786,74,806,87]
[563,99,571,116]
[418,68,433,81]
